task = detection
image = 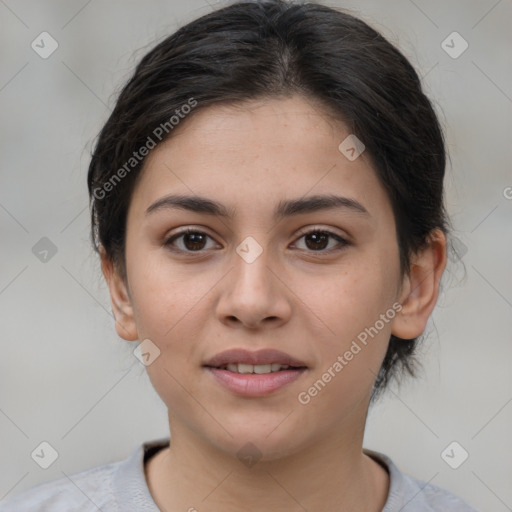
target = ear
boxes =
[391,229,447,340]
[100,246,139,341]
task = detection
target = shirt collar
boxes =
[113,438,408,511]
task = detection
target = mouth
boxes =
[203,347,308,369]
[203,348,308,396]
[206,362,306,374]
[204,366,307,397]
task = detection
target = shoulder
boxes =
[364,449,480,512]
[0,439,168,512]
[395,472,480,511]
[0,460,121,512]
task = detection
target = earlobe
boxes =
[391,229,447,340]
[100,246,139,342]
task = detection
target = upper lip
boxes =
[203,348,308,368]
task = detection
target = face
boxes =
[111,95,411,460]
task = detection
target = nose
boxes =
[215,244,292,330]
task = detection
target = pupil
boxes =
[184,233,206,250]
[306,232,328,250]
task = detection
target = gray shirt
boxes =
[0,438,479,511]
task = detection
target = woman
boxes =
[1,1,479,510]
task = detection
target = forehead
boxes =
[128,95,392,224]
[157,95,348,166]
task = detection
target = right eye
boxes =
[164,228,220,252]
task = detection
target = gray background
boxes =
[1,1,511,510]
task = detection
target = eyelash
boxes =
[164,227,350,254]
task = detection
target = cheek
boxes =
[294,251,399,396]
[127,253,212,409]
[299,259,397,339]
[126,245,206,340]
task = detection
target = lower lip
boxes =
[205,367,307,397]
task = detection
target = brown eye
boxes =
[304,232,329,250]
[294,229,349,252]
[182,232,207,250]
[165,229,216,252]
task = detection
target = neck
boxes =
[146,414,389,511]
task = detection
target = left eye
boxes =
[292,229,349,252]
[164,229,348,253]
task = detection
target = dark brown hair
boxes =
[87,0,450,400]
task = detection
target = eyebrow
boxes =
[145,193,370,220]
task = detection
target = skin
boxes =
[101,95,447,512]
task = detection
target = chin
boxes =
[204,420,310,464]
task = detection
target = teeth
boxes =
[222,363,291,374]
